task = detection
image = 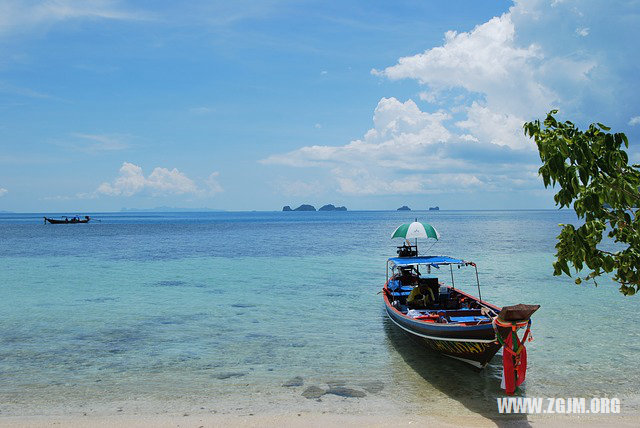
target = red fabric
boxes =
[502,332,527,395]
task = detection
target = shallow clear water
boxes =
[1,210,638,418]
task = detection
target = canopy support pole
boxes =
[386,260,389,283]
[450,264,455,289]
[474,265,482,301]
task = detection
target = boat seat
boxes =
[449,315,488,323]
[390,284,415,298]
[391,291,411,297]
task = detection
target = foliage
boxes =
[524,110,640,295]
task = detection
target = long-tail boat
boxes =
[384,221,539,393]
[44,215,91,224]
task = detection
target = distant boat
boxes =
[429,206,440,211]
[44,216,91,224]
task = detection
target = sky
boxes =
[0,0,639,212]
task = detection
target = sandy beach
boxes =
[2,411,639,428]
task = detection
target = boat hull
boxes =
[44,217,90,224]
[385,305,502,368]
[383,288,505,368]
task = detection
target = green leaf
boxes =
[524,111,640,296]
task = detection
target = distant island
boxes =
[429,206,440,211]
[282,204,316,211]
[318,204,347,211]
[397,205,411,211]
[283,204,347,212]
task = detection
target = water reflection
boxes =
[383,317,530,425]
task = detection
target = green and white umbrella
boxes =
[391,221,440,240]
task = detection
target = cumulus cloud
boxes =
[97,162,215,197]
[372,1,599,140]
[262,97,538,195]
[262,98,453,170]
[629,116,640,126]
[373,14,552,115]
[263,0,636,198]
[0,187,7,197]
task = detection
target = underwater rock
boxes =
[326,386,366,398]
[282,376,304,387]
[214,372,246,380]
[154,280,187,287]
[302,385,326,399]
[360,381,384,394]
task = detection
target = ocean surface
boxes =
[1,210,639,420]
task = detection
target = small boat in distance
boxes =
[44,215,91,224]
[384,221,539,372]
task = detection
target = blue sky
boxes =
[0,0,638,212]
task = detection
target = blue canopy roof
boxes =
[388,255,466,267]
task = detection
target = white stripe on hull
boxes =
[386,311,497,343]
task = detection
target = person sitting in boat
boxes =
[398,266,418,286]
[406,284,435,309]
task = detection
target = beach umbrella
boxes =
[391,221,440,240]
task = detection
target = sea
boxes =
[1,210,638,421]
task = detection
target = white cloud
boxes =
[205,172,223,195]
[63,133,129,152]
[97,162,146,196]
[372,13,556,117]
[97,162,200,197]
[262,97,454,171]
[0,0,150,35]
[263,0,636,198]
[147,167,199,194]
[418,90,438,103]
[372,2,598,138]
[629,116,640,126]
[0,187,7,197]
[455,102,530,150]
[576,27,589,36]
[262,97,537,195]
[333,169,483,196]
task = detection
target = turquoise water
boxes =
[1,210,638,418]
